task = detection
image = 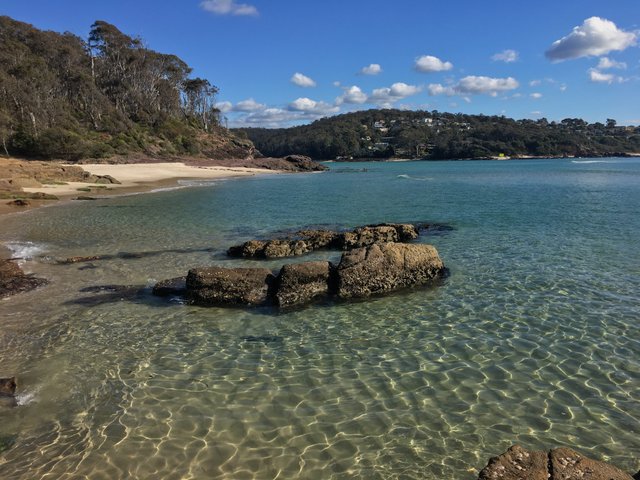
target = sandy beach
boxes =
[0,161,278,217]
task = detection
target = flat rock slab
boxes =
[186,267,275,306]
[478,445,637,480]
[478,445,548,480]
[152,276,187,297]
[336,242,445,298]
[0,259,48,298]
[275,261,332,307]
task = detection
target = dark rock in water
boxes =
[283,155,328,172]
[186,267,275,306]
[0,377,16,396]
[242,335,283,344]
[62,255,103,264]
[0,259,48,298]
[275,261,333,307]
[75,196,97,201]
[152,277,187,297]
[478,445,637,480]
[0,435,16,453]
[478,445,548,480]
[336,242,445,298]
[6,199,30,207]
[550,447,634,480]
[0,377,17,408]
[227,223,419,258]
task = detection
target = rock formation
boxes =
[478,445,637,480]
[159,242,445,308]
[0,259,48,298]
[0,377,17,408]
[336,243,445,298]
[227,223,420,259]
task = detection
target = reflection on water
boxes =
[0,158,639,479]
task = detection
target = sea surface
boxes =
[0,158,638,479]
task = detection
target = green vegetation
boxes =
[239,109,640,160]
[0,16,252,161]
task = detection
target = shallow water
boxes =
[0,158,639,478]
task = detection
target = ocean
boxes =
[0,158,638,478]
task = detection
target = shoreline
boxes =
[0,162,281,218]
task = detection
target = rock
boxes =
[297,229,341,249]
[263,239,311,258]
[550,447,634,480]
[342,225,399,249]
[75,196,97,201]
[383,223,420,241]
[227,240,267,258]
[282,155,329,172]
[0,377,17,409]
[6,199,30,207]
[275,261,333,307]
[62,255,103,264]
[94,174,121,185]
[478,445,548,480]
[186,267,275,306]
[478,445,637,480]
[336,242,445,298]
[0,259,48,298]
[152,276,187,297]
[0,377,16,396]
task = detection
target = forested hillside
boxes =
[0,16,254,160]
[239,109,640,160]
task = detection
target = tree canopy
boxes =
[0,16,248,160]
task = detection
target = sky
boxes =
[2,0,639,128]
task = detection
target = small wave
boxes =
[397,174,433,181]
[15,391,37,406]
[571,160,617,164]
[5,241,47,262]
[177,179,220,187]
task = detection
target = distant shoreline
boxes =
[321,152,640,163]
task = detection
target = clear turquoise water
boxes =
[0,158,638,479]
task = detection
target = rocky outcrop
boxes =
[227,223,420,259]
[0,377,17,408]
[163,242,445,308]
[152,276,187,297]
[0,259,48,298]
[186,267,275,306]
[275,261,333,307]
[478,445,637,480]
[336,242,445,299]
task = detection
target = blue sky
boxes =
[2,0,639,127]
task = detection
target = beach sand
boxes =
[1,162,278,216]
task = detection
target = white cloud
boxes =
[214,101,233,113]
[291,73,317,88]
[597,57,627,70]
[545,17,637,61]
[427,83,455,96]
[530,111,543,117]
[233,98,266,112]
[588,68,625,84]
[529,80,542,87]
[559,84,567,92]
[360,63,383,75]
[428,76,519,97]
[369,82,421,106]
[336,85,368,105]
[455,76,519,95]
[333,81,341,87]
[288,97,339,115]
[492,49,519,63]
[415,55,453,73]
[200,0,258,16]
[530,93,543,99]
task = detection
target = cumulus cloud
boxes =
[233,98,266,112]
[530,92,543,99]
[360,63,383,75]
[428,76,519,97]
[288,97,339,115]
[291,72,317,88]
[492,49,519,63]
[214,101,233,113]
[588,68,626,84]
[597,57,627,70]
[200,0,258,16]
[414,55,453,73]
[335,85,368,105]
[545,17,637,61]
[369,82,421,106]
